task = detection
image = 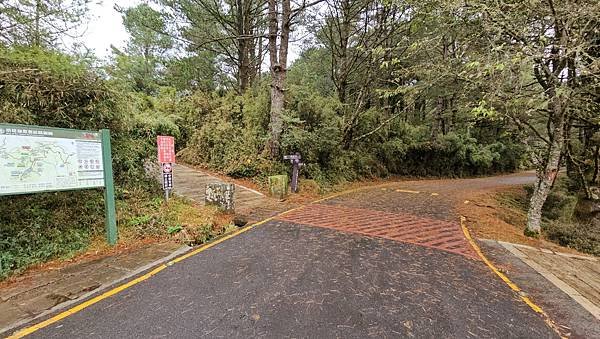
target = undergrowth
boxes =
[497,179,600,256]
[0,185,234,280]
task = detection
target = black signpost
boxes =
[283,153,303,193]
[162,162,173,201]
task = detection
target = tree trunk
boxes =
[526,96,566,234]
[431,96,444,138]
[267,0,290,158]
[33,0,42,47]
[269,70,285,157]
[526,142,562,234]
[236,0,254,93]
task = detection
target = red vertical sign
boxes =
[157,136,175,163]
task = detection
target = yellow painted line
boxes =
[8,182,399,338]
[7,264,167,339]
[8,205,308,339]
[395,189,420,194]
[460,217,565,337]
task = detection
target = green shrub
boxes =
[0,47,188,279]
[0,191,103,279]
[544,221,600,256]
[178,85,525,187]
[522,178,599,255]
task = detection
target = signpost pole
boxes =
[284,153,303,193]
[101,129,118,245]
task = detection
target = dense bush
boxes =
[0,48,184,279]
[545,220,600,256]
[179,81,526,187]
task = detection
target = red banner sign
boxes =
[157,136,175,163]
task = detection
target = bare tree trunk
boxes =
[526,142,561,234]
[34,0,42,47]
[526,96,566,234]
[593,146,600,184]
[431,96,444,138]
[236,0,258,93]
[267,0,290,158]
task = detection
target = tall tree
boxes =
[472,0,600,234]
[0,0,90,48]
[110,3,174,94]
[266,0,291,157]
[158,0,267,92]
[318,0,408,149]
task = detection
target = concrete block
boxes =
[268,175,288,200]
[205,183,235,211]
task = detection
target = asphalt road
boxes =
[25,220,556,338]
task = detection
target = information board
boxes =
[0,124,105,195]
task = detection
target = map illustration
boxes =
[0,126,105,195]
[0,136,78,191]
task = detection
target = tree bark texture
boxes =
[526,95,566,233]
[267,0,290,158]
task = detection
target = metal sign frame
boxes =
[0,123,118,245]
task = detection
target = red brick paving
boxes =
[276,204,480,260]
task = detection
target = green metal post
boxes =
[101,129,118,245]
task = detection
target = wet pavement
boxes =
[0,242,185,335]
[26,221,555,338]
[13,172,561,338]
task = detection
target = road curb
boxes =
[4,182,388,338]
[4,202,309,339]
[1,244,192,338]
[498,240,600,320]
[460,216,566,338]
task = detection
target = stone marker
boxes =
[205,183,235,211]
[268,175,288,200]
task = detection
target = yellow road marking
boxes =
[7,265,167,339]
[395,189,420,194]
[8,205,308,339]
[460,216,564,337]
[10,182,560,338]
[9,184,376,338]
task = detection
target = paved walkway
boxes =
[8,172,565,338]
[173,164,265,205]
[1,164,289,336]
[500,241,600,317]
[481,240,600,337]
[4,170,598,337]
[172,164,286,223]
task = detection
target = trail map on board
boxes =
[0,125,104,195]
